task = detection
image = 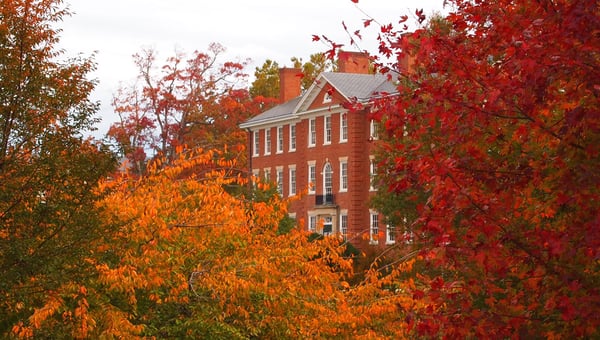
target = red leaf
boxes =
[312,35,320,42]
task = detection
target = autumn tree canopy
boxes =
[107,44,254,174]
[0,0,116,336]
[345,0,599,337]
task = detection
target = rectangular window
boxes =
[253,131,260,156]
[370,156,377,191]
[324,115,332,144]
[308,161,316,194]
[289,166,296,196]
[265,129,271,155]
[309,215,317,233]
[339,159,348,191]
[277,126,283,153]
[340,113,348,142]
[289,124,296,151]
[309,118,316,146]
[340,213,348,241]
[386,224,396,245]
[370,211,379,244]
[370,120,379,140]
[276,167,283,196]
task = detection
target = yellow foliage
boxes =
[7,147,422,338]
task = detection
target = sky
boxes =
[57,0,447,137]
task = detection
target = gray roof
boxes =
[239,72,396,129]
[240,96,301,128]
[321,72,397,100]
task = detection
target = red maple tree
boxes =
[333,0,599,337]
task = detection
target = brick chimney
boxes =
[279,67,302,103]
[337,51,370,74]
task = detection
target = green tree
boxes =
[250,53,334,100]
[291,52,334,90]
[0,0,115,337]
[249,59,280,99]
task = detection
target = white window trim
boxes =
[307,160,316,195]
[369,155,377,192]
[370,120,379,140]
[276,126,284,154]
[386,224,396,245]
[323,115,332,145]
[369,210,379,245]
[308,118,316,147]
[263,167,271,182]
[289,124,296,152]
[339,157,348,192]
[308,211,317,233]
[340,209,348,241]
[264,128,271,155]
[276,166,284,196]
[323,162,333,197]
[339,112,348,143]
[289,165,296,197]
[253,130,260,156]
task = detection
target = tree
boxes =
[249,59,280,99]
[291,52,334,90]
[340,0,600,337]
[0,0,116,337]
[78,149,359,338]
[250,53,334,100]
[107,44,249,174]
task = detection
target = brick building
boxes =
[240,52,397,246]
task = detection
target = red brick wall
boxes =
[246,79,390,247]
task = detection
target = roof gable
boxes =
[240,72,396,129]
[294,72,396,113]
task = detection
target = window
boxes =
[308,161,316,194]
[386,224,396,245]
[339,158,348,192]
[253,131,260,156]
[340,113,348,142]
[340,212,348,240]
[370,156,377,191]
[323,162,333,197]
[323,216,333,235]
[370,211,379,244]
[289,124,296,151]
[323,92,332,103]
[324,115,331,144]
[309,118,316,146]
[264,128,271,155]
[289,165,296,196]
[308,214,317,233]
[277,126,283,153]
[276,167,283,195]
[264,168,271,182]
[370,120,379,140]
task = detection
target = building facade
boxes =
[240,52,397,247]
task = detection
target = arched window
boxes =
[323,162,333,200]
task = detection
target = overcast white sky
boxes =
[57,0,446,136]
